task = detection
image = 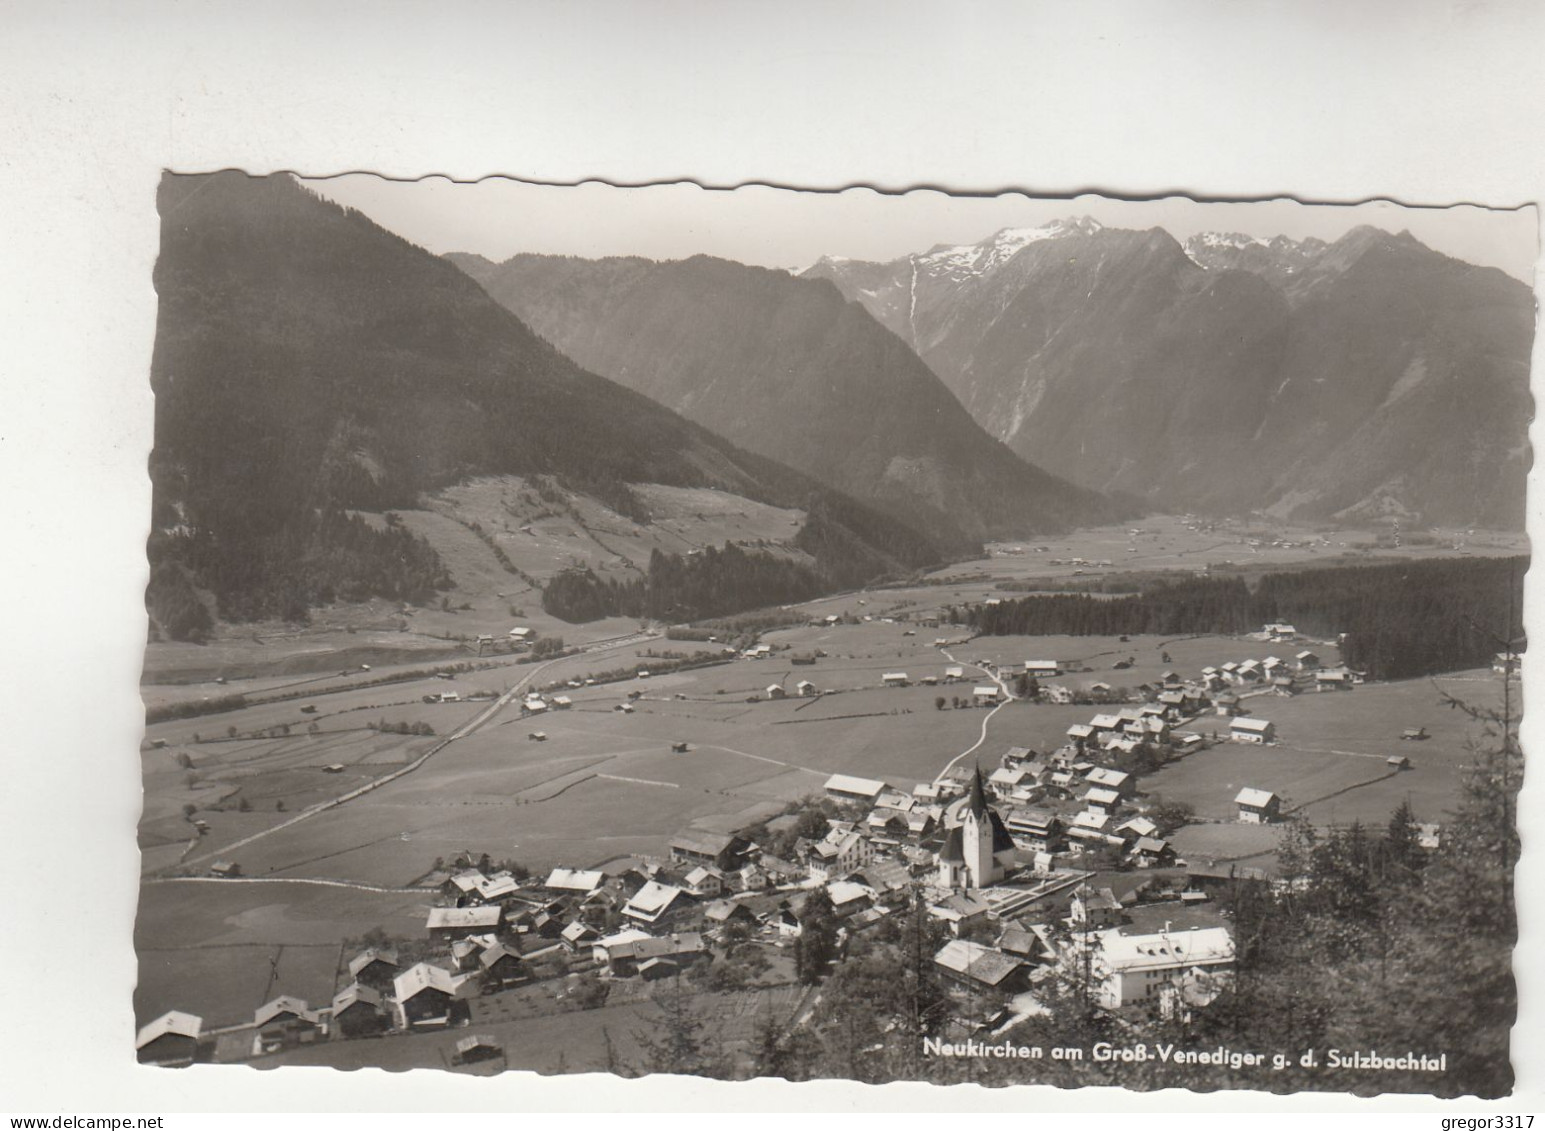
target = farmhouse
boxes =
[1235,787,1282,824]
[330,983,388,1039]
[135,1011,203,1066]
[393,962,463,1029]
[881,672,910,687]
[254,996,323,1051]
[426,905,503,941]
[824,773,888,805]
[1264,623,1297,640]
[1024,660,1062,677]
[796,680,817,697]
[1315,668,1355,691]
[477,942,526,989]
[1084,766,1134,797]
[668,830,748,871]
[544,867,605,894]
[944,666,965,682]
[1006,808,1063,848]
[973,685,1002,705]
[1296,650,1322,671]
[622,881,693,927]
[1088,926,1234,1009]
[596,931,707,977]
[807,829,873,880]
[933,939,1029,994]
[683,865,725,897]
[1230,717,1275,744]
[767,684,788,700]
[346,947,400,990]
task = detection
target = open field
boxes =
[134,513,1516,1046]
[1144,671,1500,829]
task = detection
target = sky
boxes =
[303,174,1541,282]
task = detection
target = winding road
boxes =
[932,645,1017,784]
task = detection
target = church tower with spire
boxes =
[937,764,1016,889]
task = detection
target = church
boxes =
[936,765,1018,889]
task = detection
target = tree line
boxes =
[955,556,1525,680]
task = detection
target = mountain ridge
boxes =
[804,220,1533,528]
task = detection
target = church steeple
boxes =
[966,763,989,817]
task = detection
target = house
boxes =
[623,881,693,927]
[551,695,572,709]
[1024,660,1062,677]
[1270,676,1297,697]
[453,1034,504,1066]
[682,865,724,898]
[796,680,817,697]
[1316,668,1355,691]
[933,939,1029,994]
[827,880,875,918]
[881,672,910,687]
[668,830,748,871]
[1044,684,1074,704]
[806,829,873,881]
[1068,809,1117,844]
[1066,723,1095,744]
[767,684,788,700]
[824,773,888,805]
[1230,717,1275,744]
[1115,816,1159,841]
[561,920,600,951]
[135,1011,202,1066]
[477,942,526,990]
[944,666,966,682]
[703,899,758,931]
[393,963,463,1029]
[1129,837,1176,868]
[1235,787,1282,824]
[426,905,502,941]
[1089,713,1123,734]
[346,947,400,991]
[254,996,322,1051]
[1264,623,1297,640]
[544,867,605,895]
[598,932,708,978]
[1087,926,1235,1009]
[972,685,1002,705]
[1068,887,1124,929]
[1084,766,1134,797]
[1296,650,1322,672]
[1005,807,1063,849]
[929,891,993,936]
[1083,786,1123,814]
[987,765,1034,798]
[330,983,388,1038]
[997,924,1051,963]
[1386,754,1412,770]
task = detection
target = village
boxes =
[137,614,1480,1073]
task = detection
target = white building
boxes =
[1088,926,1235,1009]
[1230,717,1275,744]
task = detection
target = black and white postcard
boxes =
[133,174,1534,1098]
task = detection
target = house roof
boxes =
[625,881,688,918]
[426,905,502,930]
[478,943,523,970]
[347,948,400,978]
[823,773,888,798]
[1133,837,1171,855]
[827,880,872,906]
[1085,767,1130,788]
[545,867,605,892]
[932,891,991,919]
[135,1010,202,1050]
[393,962,460,1001]
[1235,787,1279,808]
[1085,787,1122,806]
[933,939,1025,987]
[1097,926,1234,972]
[669,830,737,857]
[331,982,383,1013]
[254,995,316,1027]
[607,933,706,962]
[683,865,722,886]
[1231,717,1273,732]
[1117,817,1158,837]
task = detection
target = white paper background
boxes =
[2,0,1541,1114]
